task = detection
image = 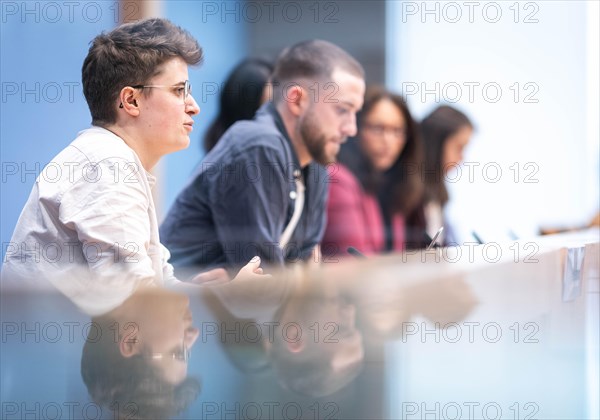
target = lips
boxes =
[184,122,194,131]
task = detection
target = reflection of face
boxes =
[136,57,200,161]
[359,98,407,172]
[133,291,199,384]
[442,125,472,171]
[281,296,364,372]
[299,69,365,165]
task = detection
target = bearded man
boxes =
[160,40,365,274]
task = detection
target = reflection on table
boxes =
[1,230,598,419]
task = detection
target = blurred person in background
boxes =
[203,57,274,153]
[322,86,424,258]
[160,40,365,273]
[205,268,364,398]
[405,105,474,248]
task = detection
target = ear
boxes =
[118,86,141,117]
[283,84,308,118]
[119,331,141,358]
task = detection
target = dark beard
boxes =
[299,112,335,166]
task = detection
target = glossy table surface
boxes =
[1,229,598,419]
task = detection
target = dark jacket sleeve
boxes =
[209,144,290,268]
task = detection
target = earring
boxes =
[119,103,124,109]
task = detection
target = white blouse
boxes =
[2,127,178,315]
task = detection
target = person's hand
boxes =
[190,256,268,286]
[233,256,270,281]
[189,268,230,285]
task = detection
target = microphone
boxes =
[471,231,484,245]
[507,229,519,241]
[347,246,366,259]
[426,226,444,250]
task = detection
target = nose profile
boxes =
[345,112,358,137]
[185,326,200,349]
[186,94,200,115]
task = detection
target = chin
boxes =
[165,140,190,156]
[178,137,191,150]
[375,161,393,172]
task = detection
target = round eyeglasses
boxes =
[150,341,190,363]
[132,80,192,104]
[362,123,407,140]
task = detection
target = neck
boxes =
[276,102,312,168]
[101,123,157,171]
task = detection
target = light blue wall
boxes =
[0,1,249,260]
[0,1,117,260]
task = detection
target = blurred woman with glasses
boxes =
[322,86,424,258]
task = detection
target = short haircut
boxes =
[270,39,364,103]
[269,293,363,397]
[81,314,201,419]
[82,18,203,126]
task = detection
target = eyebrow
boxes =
[340,100,362,112]
[338,100,355,108]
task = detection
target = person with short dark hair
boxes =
[2,18,262,312]
[203,57,274,153]
[322,86,424,258]
[81,287,201,419]
[160,40,365,273]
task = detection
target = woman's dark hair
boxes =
[338,86,424,216]
[203,58,274,152]
[421,105,473,206]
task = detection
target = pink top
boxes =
[322,164,405,258]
